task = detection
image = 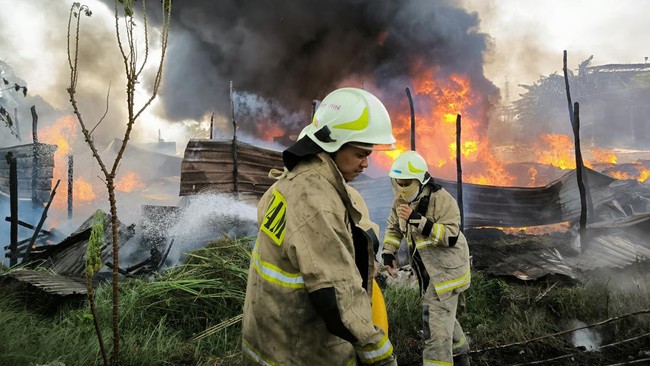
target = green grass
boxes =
[383,285,422,365]
[1,237,648,366]
[0,236,252,366]
[376,268,650,366]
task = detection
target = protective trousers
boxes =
[422,289,465,365]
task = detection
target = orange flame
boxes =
[373,69,513,186]
[500,222,571,235]
[115,171,145,192]
[638,166,650,183]
[257,120,284,142]
[608,171,633,180]
[40,116,97,209]
[591,148,617,164]
[534,134,576,170]
[74,177,97,201]
[528,167,538,186]
[40,116,76,156]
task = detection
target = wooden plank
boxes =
[180,140,283,198]
[0,143,57,203]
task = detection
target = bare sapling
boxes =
[66,1,172,364]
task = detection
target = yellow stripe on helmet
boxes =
[408,160,425,173]
[332,107,369,131]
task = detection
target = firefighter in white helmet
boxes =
[382,150,471,366]
[242,87,398,365]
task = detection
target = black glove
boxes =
[382,252,396,267]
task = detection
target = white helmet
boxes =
[305,87,396,152]
[389,150,430,184]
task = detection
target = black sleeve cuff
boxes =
[309,287,358,343]
[421,219,434,237]
[407,210,422,226]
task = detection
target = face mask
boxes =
[397,181,420,202]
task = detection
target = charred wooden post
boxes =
[456,114,464,232]
[209,113,214,140]
[573,103,589,252]
[31,105,39,203]
[14,107,20,141]
[24,179,60,263]
[6,152,18,266]
[230,81,239,194]
[406,87,416,150]
[563,51,594,216]
[68,155,74,220]
[564,51,593,251]
[563,51,575,125]
[159,238,174,269]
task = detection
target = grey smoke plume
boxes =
[144,0,498,138]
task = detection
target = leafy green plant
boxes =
[85,210,109,366]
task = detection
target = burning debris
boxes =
[28,209,134,277]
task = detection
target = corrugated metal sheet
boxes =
[180,139,283,197]
[179,142,628,229]
[4,268,87,296]
[175,141,650,279]
[351,168,617,230]
[485,213,650,280]
[485,248,579,280]
[567,213,650,271]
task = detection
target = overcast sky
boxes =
[460,0,650,99]
[1,0,648,111]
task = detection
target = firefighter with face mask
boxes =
[242,87,398,366]
[382,150,471,366]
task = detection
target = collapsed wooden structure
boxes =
[178,139,648,230]
[2,142,59,266]
[176,138,650,281]
[0,142,57,203]
[27,210,135,277]
[180,139,282,198]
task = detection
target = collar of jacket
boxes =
[408,184,434,209]
[285,152,364,225]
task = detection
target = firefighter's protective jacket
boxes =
[382,184,470,300]
[242,152,395,365]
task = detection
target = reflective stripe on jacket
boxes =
[382,185,470,301]
[243,153,393,365]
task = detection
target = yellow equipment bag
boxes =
[371,278,389,335]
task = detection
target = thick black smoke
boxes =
[143,0,498,138]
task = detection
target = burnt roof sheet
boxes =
[351,168,616,229]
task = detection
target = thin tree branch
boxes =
[115,1,129,71]
[90,82,111,136]
[67,6,109,178]
[135,0,149,78]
